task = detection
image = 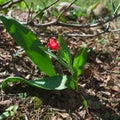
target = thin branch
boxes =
[3,0,119,30]
[30,13,120,28]
[28,0,61,23]
[114,2,120,15]
[0,12,120,30]
[22,0,32,22]
[36,24,120,38]
[56,0,78,21]
[0,0,23,10]
[0,0,120,38]
[37,24,110,38]
[64,27,120,37]
[110,28,120,32]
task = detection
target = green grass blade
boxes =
[0,15,56,76]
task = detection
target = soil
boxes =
[0,10,120,120]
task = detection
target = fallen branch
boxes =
[30,13,120,28]
[0,1,119,38]
[0,1,120,29]
[0,14,118,38]
[37,25,110,38]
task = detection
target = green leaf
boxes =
[6,105,18,112]
[0,112,9,120]
[0,15,56,76]
[42,48,69,69]
[2,75,69,91]
[73,44,87,76]
[82,99,88,108]
[58,35,73,72]
[0,105,18,120]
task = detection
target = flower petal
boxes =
[47,38,59,51]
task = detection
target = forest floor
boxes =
[0,11,120,120]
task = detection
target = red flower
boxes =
[47,38,59,51]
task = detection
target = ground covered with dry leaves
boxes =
[0,15,120,120]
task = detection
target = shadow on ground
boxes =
[2,83,120,120]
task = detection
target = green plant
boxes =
[18,92,27,100]
[97,38,109,45]
[0,15,87,91]
[0,105,18,120]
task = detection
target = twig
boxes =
[65,28,109,37]
[0,12,120,32]
[114,2,120,15]
[22,0,31,22]
[56,0,78,21]
[0,0,23,10]
[30,13,120,28]
[2,0,119,30]
[28,0,61,23]
[110,28,120,32]
[37,25,110,38]
[0,1,120,38]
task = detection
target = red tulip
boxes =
[47,38,59,51]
